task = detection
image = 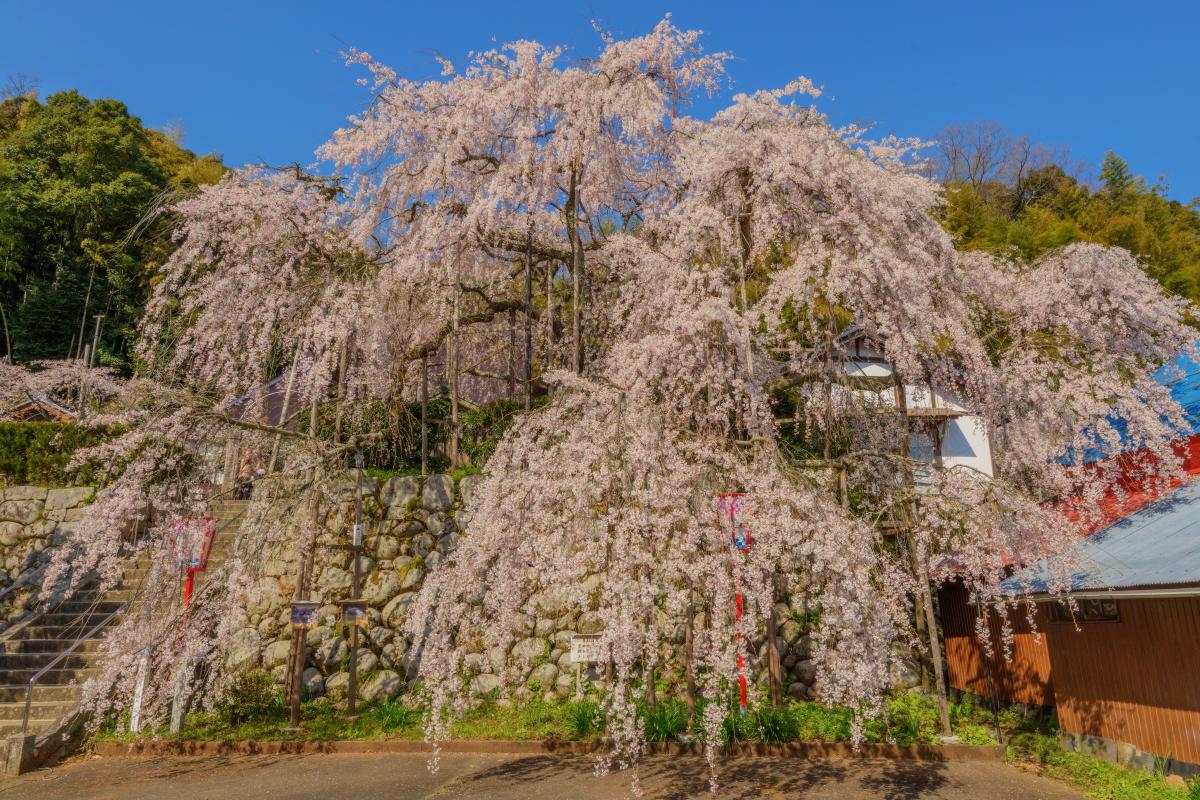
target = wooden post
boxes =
[684,586,697,730]
[644,567,656,709]
[420,354,429,476]
[893,372,953,737]
[288,471,321,730]
[766,575,783,708]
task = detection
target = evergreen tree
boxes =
[1100,150,1141,199]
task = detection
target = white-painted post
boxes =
[169,661,187,733]
[129,651,149,734]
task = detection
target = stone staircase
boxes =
[0,564,143,738]
[0,496,247,772]
[199,498,245,583]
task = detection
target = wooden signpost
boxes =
[570,633,602,699]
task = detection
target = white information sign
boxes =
[570,633,603,664]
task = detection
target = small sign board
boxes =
[289,600,320,629]
[340,598,369,627]
[352,523,363,547]
[170,516,216,571]
[719,493,751,552]
[570,633,603,664]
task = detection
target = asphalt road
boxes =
[0,752,1085,799]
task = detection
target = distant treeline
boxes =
[931,121,1200,308]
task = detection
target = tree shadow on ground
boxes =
[454,754,951,799]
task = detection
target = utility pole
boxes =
[0,302,12,362]
[89,314,103,367]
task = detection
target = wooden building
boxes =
[0,395,77,422]
[944,476,1200,779]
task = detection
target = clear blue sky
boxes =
[5,0,1198,201]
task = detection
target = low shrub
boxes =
[217,669,282,726]
[791,700,853,741]
[0,421,110,486]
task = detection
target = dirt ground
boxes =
[0,751,1085,800]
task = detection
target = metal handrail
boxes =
[20,604,123,734]
[0,576,31,607]
[17,500,248,735]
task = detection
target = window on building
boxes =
[1049,597,1120,623]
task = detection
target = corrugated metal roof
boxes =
[1004,478,1200,594]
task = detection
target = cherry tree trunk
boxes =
[524,226,533,411]
[448,279,461,468]
[567,168,585,374]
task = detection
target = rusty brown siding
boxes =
[939,582,1054,706]
[1045,596,1200,765]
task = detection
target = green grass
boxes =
[450,696,571,740]
[93,686,1200,800]
[95,689,1002,747]
[1005,712,1198,800]
[98,698,426,742]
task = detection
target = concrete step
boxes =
[0,667,99,685]
[0,638,102,655]
[47,602,124,617]
[0,685,82,703]
[0,652,98,670]
[0,700,75,721]
[0,718,62,736]
[37,612,120,628]
[13,625,115,641]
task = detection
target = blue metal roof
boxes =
[1067,349,1200,464]
[1003,478,1200,594]
[1158,352,1200,433]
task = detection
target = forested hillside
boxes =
[933,122,1200,308]
[0,86,224,368]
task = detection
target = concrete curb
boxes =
[92,738,1005,762]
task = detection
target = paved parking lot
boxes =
[0,751,1084,799]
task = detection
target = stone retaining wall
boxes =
[0,485,93,624]
[228,473,852,705]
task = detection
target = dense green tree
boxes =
[0,90,223,367]
[939,141,1200,311]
